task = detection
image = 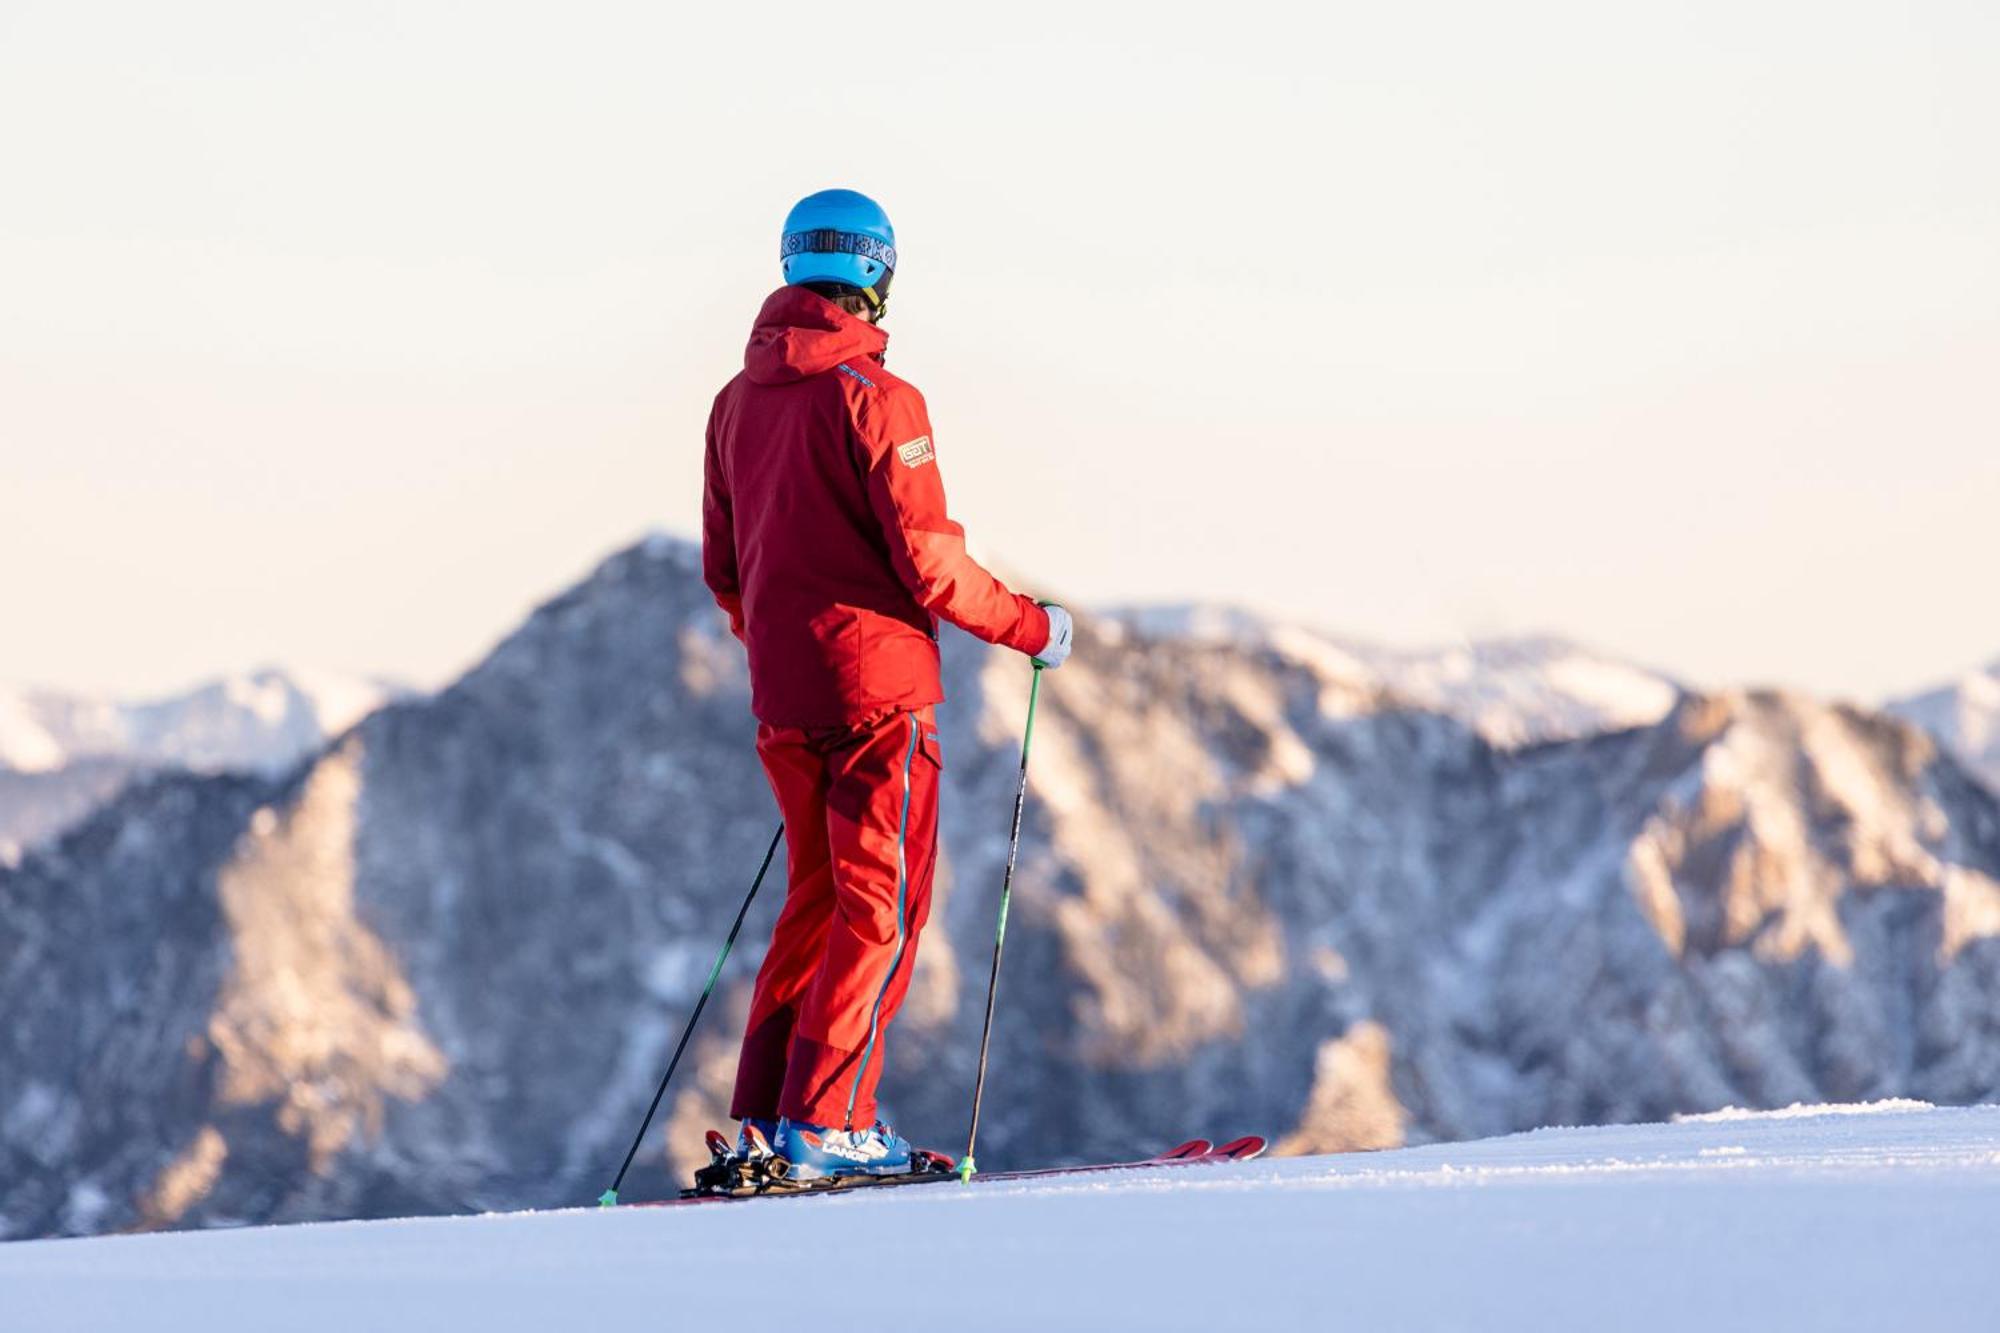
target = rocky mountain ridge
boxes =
[5,537,2000,1240]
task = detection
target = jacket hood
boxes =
[743,286,889,385]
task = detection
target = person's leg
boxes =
[728,724,836,1123]
[843,758,939,1129]
[779,707,942,1130]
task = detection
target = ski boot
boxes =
[772,1118,916,1181]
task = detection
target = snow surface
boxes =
[4,1103,1996,1332]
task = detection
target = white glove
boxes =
[1033,603,1073,669]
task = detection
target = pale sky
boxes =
[2,1,1995,703]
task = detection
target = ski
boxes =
[1207,1134,1267,1162]
[974,1136,1212,1183]
[637,1135,1264,1209]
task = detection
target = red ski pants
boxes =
[731,706,941,1129]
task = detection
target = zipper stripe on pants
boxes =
[845,712,920,1129]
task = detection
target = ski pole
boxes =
[598,821,784,1206]
[958,665,1043,1182]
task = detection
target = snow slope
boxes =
[4,1103,1994,1332]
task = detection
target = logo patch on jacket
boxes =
[897,436,935,468]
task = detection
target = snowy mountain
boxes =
[0,669,407,866]
[1889,660,2000,795]
[6,536,2000,1242]
[0,669,403,776]
[3,1103,1992,1332]
[1106,607,1682,747]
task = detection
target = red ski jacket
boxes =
[702,287,1050,728]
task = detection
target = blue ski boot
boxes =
[774,1118,913,1180]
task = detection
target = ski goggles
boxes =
[779,227,898,273]
[780,228,897,310]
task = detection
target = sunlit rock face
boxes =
[5,538,2000,1239]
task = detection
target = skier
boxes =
[700,189,1073,1180]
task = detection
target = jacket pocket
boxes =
[916,716,944,771]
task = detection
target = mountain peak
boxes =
[1106,606,1682,747]
[1887,661,2000,795]
[0,668,412,778]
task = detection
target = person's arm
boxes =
[854,381,1049,656]
[700,406,746,642]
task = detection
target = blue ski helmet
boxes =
[779,189,896,312]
